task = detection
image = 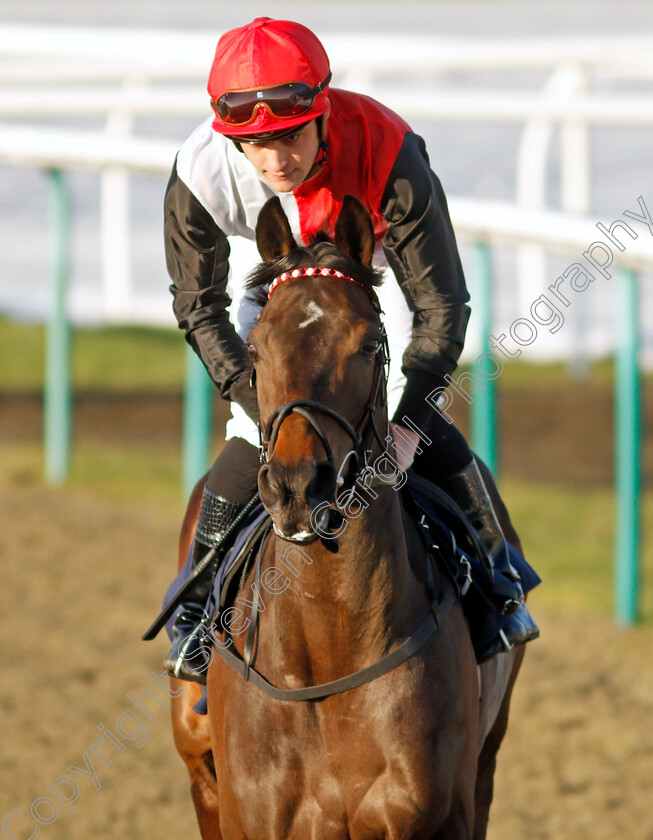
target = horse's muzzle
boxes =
[258,458,337,540]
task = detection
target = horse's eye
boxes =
[247,344,258,361]
[361,341,380,356]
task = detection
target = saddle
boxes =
[404,474,540,657]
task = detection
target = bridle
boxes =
[258,266,391,503]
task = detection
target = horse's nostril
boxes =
[258,463,280,509]
[259,461,299,511]
[259,460,336,514]
[258,464,270,486]
[307,461,337,507]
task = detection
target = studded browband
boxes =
[268,266,378,306]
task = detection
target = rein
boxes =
[210,502,468,702]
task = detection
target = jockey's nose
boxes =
[258,458,336,519]
[264,143,288,172]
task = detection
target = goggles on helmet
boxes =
[211,71,331,127]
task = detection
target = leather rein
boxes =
[209,266,464,702]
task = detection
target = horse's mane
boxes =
[245,233,384,307]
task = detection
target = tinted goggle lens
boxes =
[212,73,331,126]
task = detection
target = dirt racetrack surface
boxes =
[1,381,652,839]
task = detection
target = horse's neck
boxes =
[318,491,412,608]
[265,488,423,671]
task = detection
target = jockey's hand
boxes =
[389,423,420,471]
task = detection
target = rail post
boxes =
[44,168,72,485]
[469,241,498,476]
[614,268,641,625]
[182,346,214,497]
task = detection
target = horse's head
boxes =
[246,195,388,543]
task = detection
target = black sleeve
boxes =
[164,162,259,422]
[380,132,471,432]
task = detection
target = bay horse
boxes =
[170,195,525,839]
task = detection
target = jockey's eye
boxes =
[247,344,258,361]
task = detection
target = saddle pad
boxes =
[160,503,269,642]
[408,484,541,595]
[214,505,270,611]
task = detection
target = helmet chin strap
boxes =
[315,116,329,167]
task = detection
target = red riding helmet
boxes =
[207,17,331,140]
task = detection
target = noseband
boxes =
[259,266,390,498]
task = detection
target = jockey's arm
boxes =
[380,132,471,437]
[164,163,259,423]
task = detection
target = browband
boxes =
[268,266,377,304]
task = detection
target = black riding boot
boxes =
[440,458,539,660]
[164,488,243,684]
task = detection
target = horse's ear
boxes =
[256,197,296,261]
[334,195,375,267]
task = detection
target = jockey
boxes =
[163,17,538,682]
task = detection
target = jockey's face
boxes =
[241,120,321,192]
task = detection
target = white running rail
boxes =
[1,24,652,329]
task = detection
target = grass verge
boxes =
[4,316,649,393]
[1,318,185,392]
[503,478,653,628]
